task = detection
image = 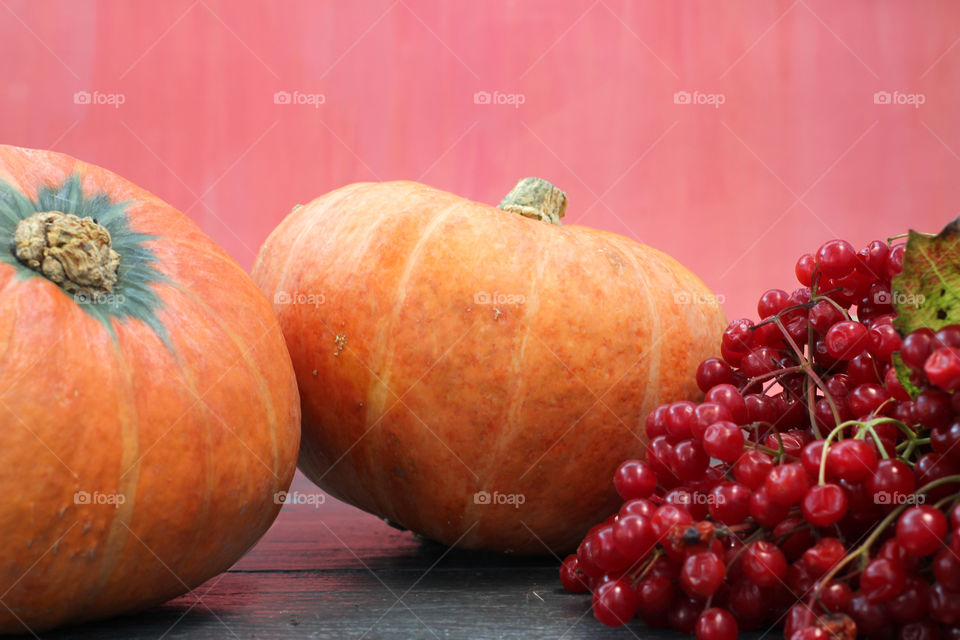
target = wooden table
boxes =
[45,474,769,640]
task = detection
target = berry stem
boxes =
[860,424,890,459]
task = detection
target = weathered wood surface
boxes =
[45,475,767,640]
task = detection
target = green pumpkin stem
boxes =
[13,211,120,297]
[498,177,567,226]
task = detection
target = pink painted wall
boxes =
[1,0,957,320]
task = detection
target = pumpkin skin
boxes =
[0,145,300,634]
[253,180,725,554]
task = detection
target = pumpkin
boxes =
[0,145,300,633]
[253,177,725,554]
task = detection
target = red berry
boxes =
[702,421,744,462]
[635,573,675,625]
[669,596,706,633]
[867,321,901,360]
[580,525,631,573]
[692,402,734,440]
[722,318,755,353]
[748,485,790,526]
[925,346,960,391]
[827,438,878,482]
[884,364,911,402]
[899,621,943,640]
[651,504,693,537]
[612,514,656,561]
[916,389,954,429]
[789,628,828,640]
[680,551,725,599]
[696,357,734,393]
[666,401,698,439]
[695,607,738,640]
[672,439,709,481]
[896,505,947,556]
[860,556,906,602]
[704,384,747,424]
[824,320,869,360]
[887,574,930,624]
[796,253,816,286]
[801,537,846,576]
[764,463,809,506]
[819,580,852,612]
[592,578,638,626]
[866,458,916,507]
[879,538,922,573]
[857,240,890,277]
[808,299,845,335]
[744,393,778,424]
[885,244,905,279]
[742,540,787,587]
[901,328,936,371]
[707,482,751,525]
[817,239,858,278]
[757,288,791,318]
[740,346,780,378]
[733,450,774,489]
[645,405,669,438]
[849,591,892,636]
[614,460,657,500]
[846,351,881,385]
[801,483,848,526]
[934,547,960,591]
[784,603,818,638]
[929,582,960,624]
[619,498,655,519]
[800,440,826,479]
[846,382,891,418]
[935,324,960,348]
[559,554,588,593]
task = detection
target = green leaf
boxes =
[892,217,960,334]
[891,352,922,399]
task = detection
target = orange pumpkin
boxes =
[253,178,725,554]
[0,145,300,633]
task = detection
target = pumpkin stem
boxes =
[498,177,567,226]
[13,211,120,297]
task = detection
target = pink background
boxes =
[1,0,958,321]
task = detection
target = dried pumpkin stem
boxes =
[13,210,120,296]
[498,177,567,226]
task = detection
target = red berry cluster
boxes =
[560,237,960,640]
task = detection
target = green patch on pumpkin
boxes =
[0,174,169,344]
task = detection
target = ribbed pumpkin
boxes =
[0,145,300,633]
[253,178,725,554]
